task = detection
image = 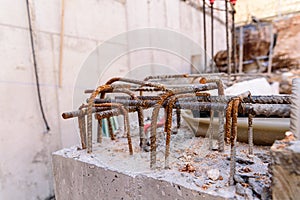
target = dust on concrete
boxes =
[57,118,272,199]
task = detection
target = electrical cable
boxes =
[25,0,50,131]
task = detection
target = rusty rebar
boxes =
[143,73,225,84]
[225,0,231,78]
[107,117,115,140]
[137,106,146,149]
[96,87,147,150]
[93,108,121,119]
[245,104,290,117]
[105,77,169,97]
[248,113,254,155]
[225,100,233,144]
[208,109,214,150]
[164,101,172,133]
[290,78,300,139]
[164,93,205,169]
[62,107,111,119]
[218,109,225,151]
[150,92,174,169]
[124,96,161,101]
[203,0,208,70]
[78,105,87,149]
[170,95,291,104]
[225,91,251,144]
[172,82,218,94]
[231,5,237,74]
[211,2,214,72]
[227,92,251,185]
[62,74,294,175]
[121,106,133,155]
[87,85,113,153]
[201,78,225,151]
[165,98,175,169]
[114,88,146,149]
[95,103,133,155]
[94,103,118,141]
[144,74,189,81]
[93,108,137,120]
[150,83,220,168]
[62,106,139,120]
[64,100,290,121]
[105,77,167,91]
[93,98,156,109]
[96,116,102,143]
[176,108,181,129]
[216,79,225,152]
[229,98,240,186]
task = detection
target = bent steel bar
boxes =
[229,98,240,186]
[150,91,174,169]
[105,77,168,91]
[144,73,225,81]
[110,95,291,104]
[200,78,225,151]
[225,91,251,144]
[62,107,112,119]
[95,103,133,155]
[78,105,87,149]
[63,101,291,120]
[245,104,290,117]
[150,83,218,169]
[99,87,147,149]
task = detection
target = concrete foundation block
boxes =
[270,140,300,200]
[52,147,228,200]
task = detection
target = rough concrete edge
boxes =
[52,149,234,200]
[271,140,300,175]
[270,140,300,200]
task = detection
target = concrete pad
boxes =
[52,127,271,200]
[52,147,226,200]
[270,140,300,200]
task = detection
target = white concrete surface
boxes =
[0,0,226,199]
[52,147,226,200]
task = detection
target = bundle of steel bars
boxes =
[62,74,291,185]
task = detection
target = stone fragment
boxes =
[207,168,220,181]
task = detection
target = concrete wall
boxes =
[0,0,226,199]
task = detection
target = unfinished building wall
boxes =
[0,0,226,199]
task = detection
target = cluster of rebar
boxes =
[62,74,291,185]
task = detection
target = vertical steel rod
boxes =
[267,25,274,75]
[290,78,300,139]
[238,27,244,73]
[203,0,208,71]
[225,0,231,77]
[229,98,239,185]
[208,109,214,150]
[248,113,253,155]
[211,3,214,72]
[97,118,102,143]
[176,108,181,129]
[231,6,237,74]
[78,114,87,149]
[107,117,115,140]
